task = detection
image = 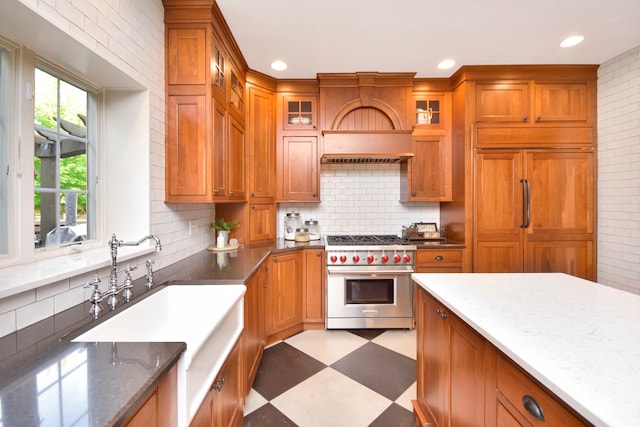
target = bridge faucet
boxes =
[105,233,162,311]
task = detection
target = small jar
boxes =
[303,219,321,240]
[294,228,310,242]
[284,212,301,241]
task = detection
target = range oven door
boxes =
[326,267,413,329]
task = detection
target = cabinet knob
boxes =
[251,193,255,197]
[435,255,444,261]
[214,188,220,193]
[435,308,447,319]
[523,116,528,122]
[251,205,255,209]
[312,193,317,198]
[536,116,542,122]
[230,191,234,195]
[273,257,278,262]
[213,376,226,392]
[522,395,544,421]
[317,252,322,257]
[263,266,268,272]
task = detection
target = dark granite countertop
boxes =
[0,240,323,426]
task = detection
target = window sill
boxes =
[0,245,156,299]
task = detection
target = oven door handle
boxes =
[327,267,414,275]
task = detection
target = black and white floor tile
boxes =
[244,329,416,427]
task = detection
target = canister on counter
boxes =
[294,228,310,242]
[284,212,301,240]
[303,219,321,240]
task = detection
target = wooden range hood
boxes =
[319,72,415,164]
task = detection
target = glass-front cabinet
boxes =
[283,95,317,130]
[413,94,444,129]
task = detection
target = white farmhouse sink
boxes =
[73,284,245,427]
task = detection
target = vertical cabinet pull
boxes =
[522,395,544,421]
[520,178,530,228]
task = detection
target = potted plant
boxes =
[210,218,238,248]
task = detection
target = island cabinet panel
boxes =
[490,352,591,427]
[265,252,303,344]
[473,148,595,280]
[413,285,486,427]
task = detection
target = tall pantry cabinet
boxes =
[441,66,597,280]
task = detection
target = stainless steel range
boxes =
[325,235,416,329]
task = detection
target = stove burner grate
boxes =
[325,234,409,246]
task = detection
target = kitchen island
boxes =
[412,273,640,427]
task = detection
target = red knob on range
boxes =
[381,255,389,263]
[330,255,337,263]
[367,255,375,264]
[352,255,360,263]
[394,255,401,263]
[404,254,412,263]
[340,256,347,263]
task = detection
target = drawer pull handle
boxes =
[435,308,448,319]
[213,376,226,392]
[522,395,544,421]
[435,255,444,261]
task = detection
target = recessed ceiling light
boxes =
[271,60,287,71]
[437,59,456,70]
[560,35,584,48]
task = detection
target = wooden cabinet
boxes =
[190,339,242,427]
[247,83,276,201]
[265,251,303,343]
[302,249,325,328]
[166,95,211,202]
[277,136,319,202]
[413,286,486,427]
[414,248,463,273]
[473,149,595,280]
[400,133,452,201]
[242,261,268,397]
[475,81,590,125]
[491,353,590,427]
[163,3,248,203]
[125,364,177,427]
[283,95,318,130]
[412,93,446,129]
[414,285,592,427]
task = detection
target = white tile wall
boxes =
[277,163,440,238]
[598,44,640,295]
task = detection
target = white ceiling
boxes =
[216,0,640,79]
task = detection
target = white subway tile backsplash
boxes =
[0,291,36,315]
[17,298,54,330]
[0,311,16,338]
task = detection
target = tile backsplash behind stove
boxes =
[277,163,440,238]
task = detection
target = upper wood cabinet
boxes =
[247,84,276,200]
[163,1,249,203]
[283,95,318,130]
[277,136,320,202]
[474,80,592,125]
[400,133,452,202]
[412,93,446,129]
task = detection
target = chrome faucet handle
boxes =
[84,274,103,319]
[145,259,155,290]
[122,264,137,302]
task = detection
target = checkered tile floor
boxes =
[244,329,416,427]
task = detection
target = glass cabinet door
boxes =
[414,94,445,128]
[283,96,317,130]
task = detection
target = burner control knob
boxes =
[340,256,347,263]
[404,254,412,263]
[330,255,337,263]
[353,255,360,263]
[394,255,401,263]
[367,255,375,264]
[381,255,389,263]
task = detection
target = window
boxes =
[33,68,96,249]
[0,44,10,256]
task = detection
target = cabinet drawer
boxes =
[416,249,462,266]
[496,353,590,426]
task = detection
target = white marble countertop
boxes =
[412,273,640,427]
